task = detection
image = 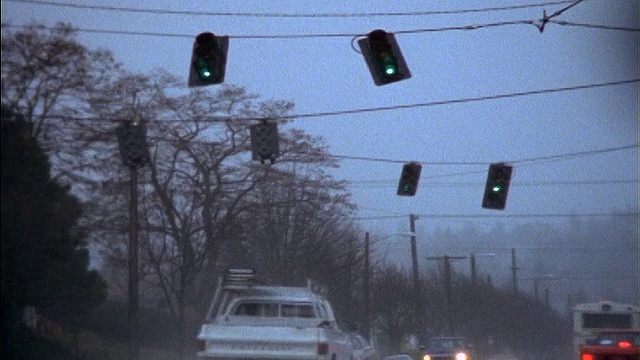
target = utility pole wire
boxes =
[4,0,579,18]
[537,0,586,32]
[309,144,636,169]
[549,20,640,33]
[29,78,640,124]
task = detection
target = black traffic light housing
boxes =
[188,32,229,87]
[116,122,150,168]
[482,163,513,210]
[358,29,411,86]
[249,121,279,164]
[397,162,422,196]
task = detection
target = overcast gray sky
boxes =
[3,0,639,305]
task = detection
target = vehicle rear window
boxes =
[582,313,633,329]
[234,302,278,317]
[281,304,315,318]
[232,301,315,318]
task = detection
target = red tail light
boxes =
[196,339,207,352]
[618,340,632,348]
[581,354,594,360]
[317,342,329,355]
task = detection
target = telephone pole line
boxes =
[511,248,519,294]
[409,214,422,328]
[427,255,466,334]
[364,232,371,341]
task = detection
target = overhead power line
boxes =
[3,17,636,42]
[0,20,540,39]
[282,79,640,121]
[353,212,638,220]
[34,78,640,126]
[325,144,638,165]
[33,78,640,124]
[349,179,638,188]
[549,20,640,33]
[5,0,579,18]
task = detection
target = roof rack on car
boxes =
[223,268,256,290]
[307,279,328,297]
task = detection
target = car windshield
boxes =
[427,338,465,351]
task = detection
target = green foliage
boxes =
[1,326,75,360]
[1,106,107,330]
[81,301,179,351]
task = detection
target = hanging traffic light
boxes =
[482,163,513,210]
[397,162,422,196]
[188,32,229,87]
[358,29,411,86]
[250,121,279,164]
[116,122,150,168]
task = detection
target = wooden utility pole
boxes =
[427,255,466,334]
[409,214,421,325]
[128,167,139,360]
[364,232,371,342]
[116,122,149,360]
[511,248,519,294]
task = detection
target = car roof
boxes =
[227,286,325,301]
[384,355,412,360]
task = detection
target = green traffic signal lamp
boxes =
[482,163,513,210]
[397,162,422,197]
[194,58,214,79]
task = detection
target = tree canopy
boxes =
[1,105,107,329]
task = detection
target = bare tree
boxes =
[371,265,416,353]
[1,23,123,191]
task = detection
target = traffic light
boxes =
[358,29,411,86]
[249,121,279,164]
[482,163,513,210]
[116,122,150,168]
[397,162,422,196]
[188,32,229,87]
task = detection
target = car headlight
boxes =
[455,352,468,360]
[422,356,431,360]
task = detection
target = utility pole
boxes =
[128,167,139,360]
[427,255,466,335]
[470,254,477,289]
[470,252,495,289]
[364,232,371,342]
[116,121,150,360]
[511,248,519,294]
[409,214,421,326]
[545,288,550,307]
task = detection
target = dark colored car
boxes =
[580,329,640,359]
[348,333,378,360]
[421,337,474,360]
